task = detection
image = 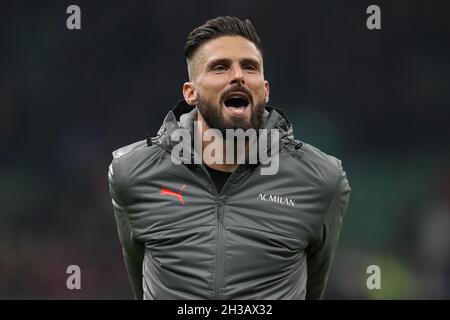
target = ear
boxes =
[264,80,270,104]
[183,82,197,106]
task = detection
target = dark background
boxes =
[1,0,449,299]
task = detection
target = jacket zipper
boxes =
[199,165,225,300]
[214,200,224,300]
[154,142,239,300]
[196,164,230,300]
[199,164,251,300]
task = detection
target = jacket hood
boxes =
[153,100,296,151]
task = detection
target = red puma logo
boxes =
[160,185,187,204]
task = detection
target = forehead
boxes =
[196,35,263,66]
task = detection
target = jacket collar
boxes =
[154,99,295,155]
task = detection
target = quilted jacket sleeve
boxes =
[108,159,145,300]
[305,160,351,299]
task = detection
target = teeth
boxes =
[227,93,248,100]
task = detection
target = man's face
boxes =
[183,35,270,133]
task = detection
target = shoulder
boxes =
[111,138,165,164]
[284,140,349,195]
[112,139,148,160]
[108,138,165,189]
[300,142,344,176]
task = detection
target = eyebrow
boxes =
[206,57,261,69]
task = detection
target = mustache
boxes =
[220,85,253,104]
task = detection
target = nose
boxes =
[230,65,244,85]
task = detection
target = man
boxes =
[108,16,351,300]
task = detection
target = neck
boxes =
[197,112,246,172]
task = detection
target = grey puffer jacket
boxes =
[108,100,351,300]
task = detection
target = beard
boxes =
[196,92,266,136]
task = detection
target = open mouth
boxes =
[223,93,250,117]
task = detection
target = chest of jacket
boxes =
[125,150,330,259]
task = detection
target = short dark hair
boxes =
[184,16,263,60]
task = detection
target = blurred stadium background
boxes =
[1,0,449,299]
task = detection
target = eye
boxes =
[212,64,227,71]
[243,64,257,71]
